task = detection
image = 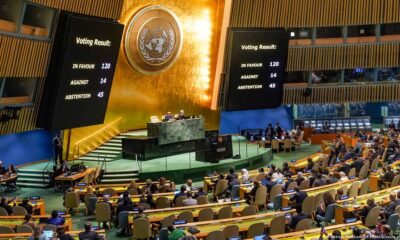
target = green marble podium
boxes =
[147,118,205,145]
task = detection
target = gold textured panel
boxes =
[67,0,225,151]
[283,84,400,104]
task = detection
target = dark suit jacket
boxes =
[19,203,33,215]
[290,191,308,206]
[295,177,305,186]
[289,213,309,230]
[78,231,102,240]
[383,171,395,182]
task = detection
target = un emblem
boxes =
[125,5,183,75]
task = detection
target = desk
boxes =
[270,221,366,239]
[0,229,105,240]
[0,214,72,231]
[369,160,400,191]
[335,185,400,224]
[203,169,263,192]
[0,174,17,192]
[55,168,95,188]
[180,210,294,239]
[128,200,247,224]
[288,153,325,173]
[5,199,46,215]
[282,179,358,207]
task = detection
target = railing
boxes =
[71,117,127,160]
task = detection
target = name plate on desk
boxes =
[147,118,205,145]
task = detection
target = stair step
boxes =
[108,139,122,143]
[114,135,128,139]
[78,156,115,161]
[103,169,139,174]
[87,152,119,157]
[102,173,138,179]
[17,173,50,178]
[17,169,53,173]
[100,178,139,183]
[97,146,122,151]
[18,177,50,183]
[102,142,122,147]
[17,182,49,188]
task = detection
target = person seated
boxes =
[164,112,174,121]
[325,172,338,184]
[19,198,33,215]
[57,227,73,240]
[295,172,305,186]
[289,206,310,231]
[358,198,377,224]
[168,225,185,240]
[382,166,395,183]
[381,192,398,219]
[182,191,197,206]
[351,158,364,174]
[283,132,291,140]
[149,183,159,194]
[338,161,351,176]
[241,169,250,183]
[290,186,308,209]
[308,170,318,186]
[316,192,335,226]
[47,210,65,226]
[141,179,153,194]
[226,168,238,183]
[145,194,156,209]
[79,222,103,240]
[282,163,292,177]
[175,110,185,120]
[22,214,36,230]
[0,196,14,215]
[247,181,260,204]
[283,174,296,192]
[272,169,284,182]
[376,224,396,240]
[6,164,16,175]
[116,197,135,217]
[261,174,276,193]
[338,172,348,182]
[173,185,187,205]
[158,177,170,193]
[313,174,326,187]
[305,158,314,172]
[28,226,46,240]
[194,186,207,198]
[184,179,194,191]
[133,206,148,220]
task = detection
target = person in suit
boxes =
[382,166,395,183]
[351,158,364,174]
[0,196,15,215]
[305,158,314,172]
[47,210,65,226]
[194,186,207,199]
[290,187,308,209]
[261,174,276,193]
[19,198,33,215]
[289,206,310,230]
[164,112,174,121]
[275,122,283,137]
[358,198,376,224]
[381,192,399,219]
[226,168,238,183]
[22,214,36,230]
[57,227,73,240]
[53,135,63,165]
[173,185,187,205]
[78,222,103,240]
[182,191,197,206]
[295,172,306,186]
[265,123,275,137]
[313,174,326,187]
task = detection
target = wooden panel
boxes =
[283,84,400,104]
[0,35,51,77]
[28,0,124,20]
[230,0,399,27]
[0,78,45,135]
[287,42,400,71]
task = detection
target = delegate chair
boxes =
[271,139,280,152]
[132,218,151,240]
[175,196,187,207]
[0,226,15,234]
[217,206,232,219]
[198,208,214,221]
[64,192,80,214]
[102,188,116,196]
[302,196,315,216]
[206,230,224,240]
[156,196,170,209]
[254,185,267,210]
[247,222,265,238]
[223,225,240,239]
[241,205,257,216]
[284,139,292,152]
[387,213,399,234]
[197,195,209,205]
[177,211,193,223]
[118,211,130,236]
[161,214,175,228]
[316,204,335,226]
[214,179,228,200]
[84,194,97,215]
[12,206,27,216]
[95,202,112,229]
[0,207,8,216]
[295,218,312,231]
[269,215,286,235]
[16,225,33,233]
[364,206,382,228]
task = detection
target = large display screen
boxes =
[37,13,124,131]
[223,28,289,111]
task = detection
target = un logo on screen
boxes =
[125,5,183,75]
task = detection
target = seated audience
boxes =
[168,225,185,240]
[295,172,305,186]
[22,214,36,230]
[194,186,207,198]
[358,198,377,224]
[28,226,46,240]
[182,191,197,206]
[305,158,314,171]
[382,166,395,183]
[158,177,170,193]
[79,222,103,240]
[290,186,308,209]
[57,227,73,240]
[19,198,33,215]
[313,174,326,187]
[289,206,310,230]
[47,210,65,226]
[247,181,260,204]
[241,168,250,183]
[316,192,335,226]
[381,192,399,219]
[0,196,14,215]
[173,185,187,205]
[338,172,348,181]
[261,174,276,193]
[127,180,140,194]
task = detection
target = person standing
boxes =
[53,134,63,165]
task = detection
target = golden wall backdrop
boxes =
[67,0,224,153]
